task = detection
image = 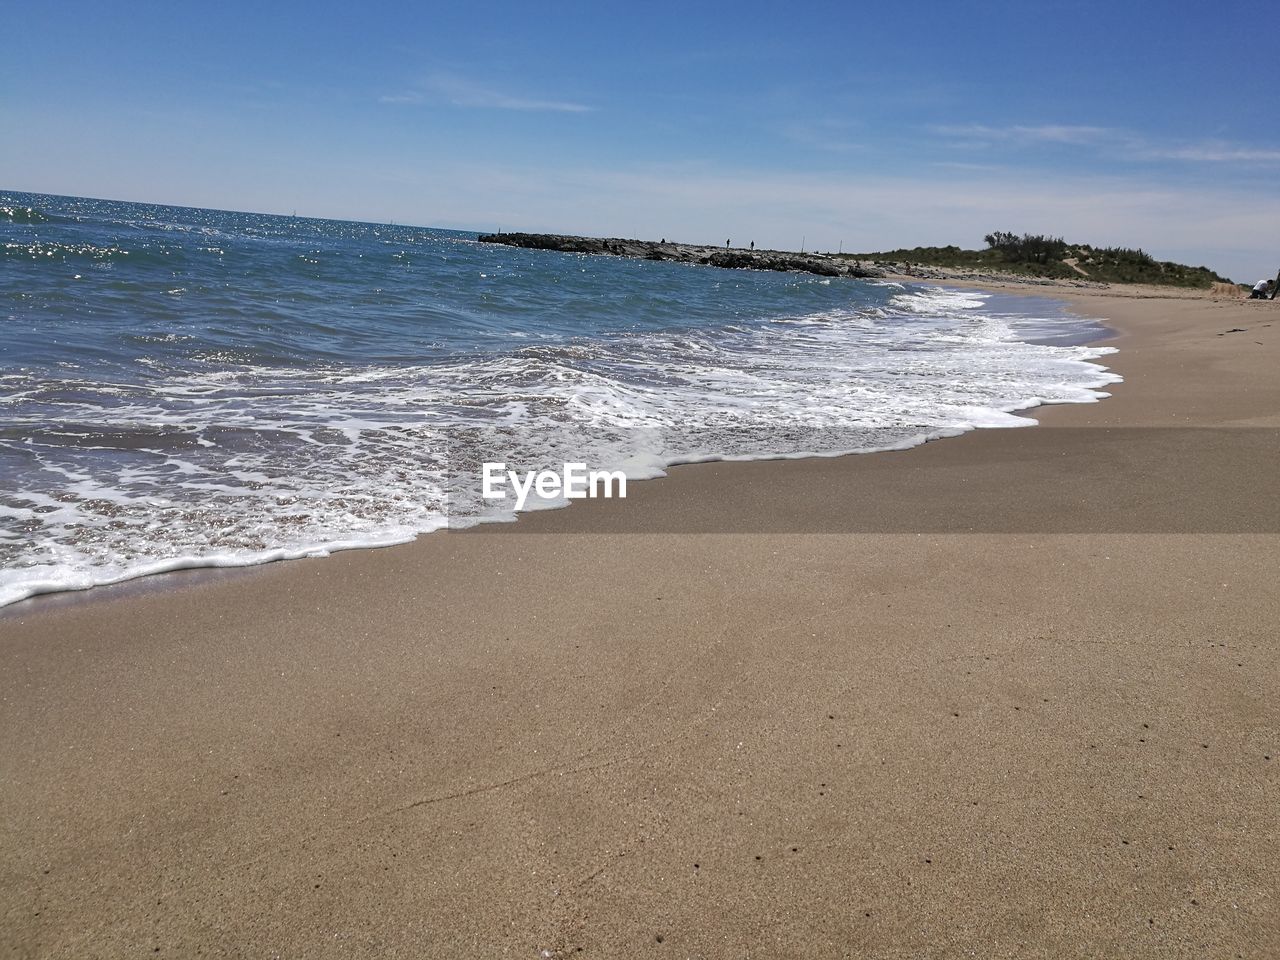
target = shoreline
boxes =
[2,285,1278,957]
[0,279,1118,619]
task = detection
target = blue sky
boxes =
[5,0,1278,280]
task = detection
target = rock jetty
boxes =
[477,232,886,279]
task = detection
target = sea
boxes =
[0,191,1120,607]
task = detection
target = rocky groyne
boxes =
[476,232,886,279]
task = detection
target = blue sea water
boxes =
[0,191,1120,606]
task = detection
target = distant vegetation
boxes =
[842,231,1232,287]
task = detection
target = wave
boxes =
[0,285,1120,608]
[1,203,51,225]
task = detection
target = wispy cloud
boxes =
[932,123,1116,145]
[380,72,595,113]
[378,92,426,105]
[931,123,1280,165]
[1140,142,1280,163]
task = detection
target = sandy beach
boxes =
[1,285,1277,958]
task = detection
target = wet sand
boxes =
[1,287,1277,958]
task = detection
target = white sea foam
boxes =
[0,285,1119,607]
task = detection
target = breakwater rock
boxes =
[477,232,886,279]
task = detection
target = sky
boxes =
[4,0,1278,281]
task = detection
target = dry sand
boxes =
[1,286,1277,958]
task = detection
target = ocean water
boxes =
[0,191,1120,607]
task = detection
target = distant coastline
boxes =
[478,230,1104,287]
[479,230,1243,292]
